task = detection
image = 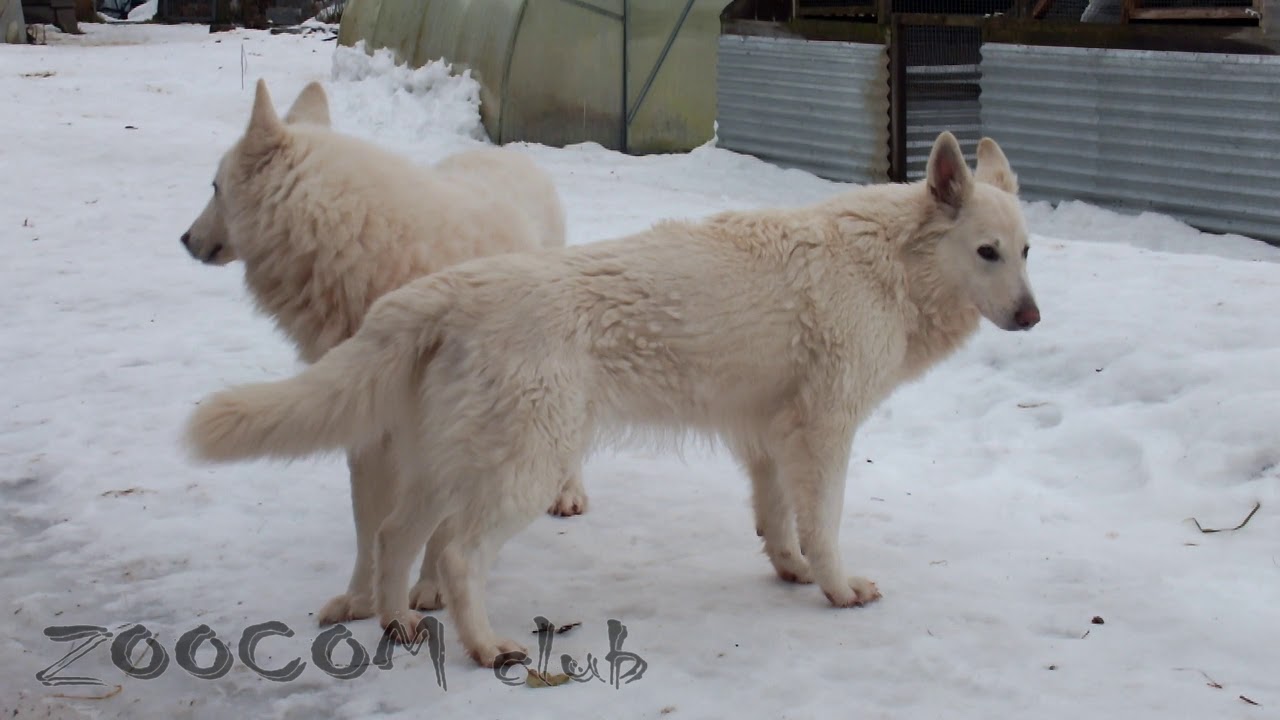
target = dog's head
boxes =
[180,79,331,266]
[924,131,1040,332]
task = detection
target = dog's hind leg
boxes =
[446,441,574,666]
[731,439,812,584]
[317,435,395,625]
[777,415,881,608]
[438,533,527,668]
[373,470,453,644]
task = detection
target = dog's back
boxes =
[434,147,566,253]
[235,126,566,363]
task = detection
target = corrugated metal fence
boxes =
[715,36,1280,242]
[981,43,1280,242]
[716,34,890,184]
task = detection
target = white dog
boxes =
[185,130,1040,667]
[180,79,589,628]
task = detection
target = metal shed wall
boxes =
[716,34,890,184]
[981,43,1280,242]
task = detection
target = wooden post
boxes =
[876,0,893,24]
[1261,0,1277,34]
[75,0,98,23]
[241,0,268,29]
[212,0,233,32]
[888,15,906,183]
[1031,0,1057,19]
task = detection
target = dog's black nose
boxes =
[181,232,191,248]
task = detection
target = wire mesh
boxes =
[901,24,982,179]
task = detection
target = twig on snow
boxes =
[1190,502,1261,534]
[1199,669,1223,689]
[1173,667,1222,689]
[51,685,122,700]
[531,621,581,635]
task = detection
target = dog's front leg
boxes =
[409,516,456,611]
[732,440,813,584]
[779,415,881,608]
[547,467,588,517]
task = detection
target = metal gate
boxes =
[896,23,982,181]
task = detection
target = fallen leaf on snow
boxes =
[526,669,573,688]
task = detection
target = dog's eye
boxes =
[1022,246,1030,259]
[977,245,1000,262]
[212,181,219,194]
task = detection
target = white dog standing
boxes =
[185,130,1040,667]
[180,79,589,627]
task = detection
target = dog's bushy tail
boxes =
[184,281,448,463]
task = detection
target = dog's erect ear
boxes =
[974,137,1018,195]
[926,131,973,215]
[243,78,285,154]
[284,81,331,127]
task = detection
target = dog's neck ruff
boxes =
[895,227,982,382]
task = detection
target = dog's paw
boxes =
[409,579,445,611]
[822,576,882,608]
[770,552,814,584]
[467,638,529,668]
[379,610,426,645]
[317,593,374,626]
[547,488,588,517]
[775,565,815,585]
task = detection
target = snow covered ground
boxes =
[3,23,1279,720]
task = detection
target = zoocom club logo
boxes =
[36,616,648,690]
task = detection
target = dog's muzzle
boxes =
[180,232,224,263]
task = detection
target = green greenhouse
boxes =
[338,0,727,154]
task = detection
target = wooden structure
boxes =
[725,0,1280,60]
[21,0,78,32]
[722,0,1279,182]
[1027,0,1262,24]
[1123,0,1261,23]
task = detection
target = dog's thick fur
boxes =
[180,79,589,628]
[185,131,1040,667]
